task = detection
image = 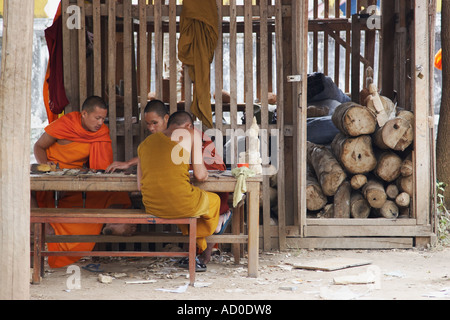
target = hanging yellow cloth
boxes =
[178,0,218,128]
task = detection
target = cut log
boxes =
[400,154,413,177]
[351,174,368,190]
[331,102,377,136]
[373,117,414,151]
[374,151,403,182]
[386,184,400,199]
[306,167,328,211]
[331,133,377,174]
[395,192,411,208]
[307,105,330,118]
[377,200,399,219]
[334,181,351,218]
[359,67,374,105]
[396,109,415,124]
[350,191,371,219]
[307,142,347,196]
[397,175,413,197]
[365,83,391,127]
[319,204,334,219]
[362,179,387,209]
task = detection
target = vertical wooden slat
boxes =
[78,0,87,107]
[229,0,238,168]
[275,0,286,250]
[154,0,163,100]
[215,0,224,134]
[351,14,361,102]
[313,0,318,72]
[260,0,271,251]
[334,0,340,86]
[295,0,308,237]
[0,0,34,300]
[108,0,117,160]
[169,0,177,114]
[413,0,431,226]
[93,0,102,97]
[323,0,329,75]
[244,1,253,132]
[345,0,352,92]
[62,0,76,112]
[139,0,148,142]
[123,0,133,160]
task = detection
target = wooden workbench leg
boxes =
[231,204,242,264]
[247,185,260,278]
[32,223,42,284]
[189,219,197,286]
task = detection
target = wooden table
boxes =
[30,172,262,277]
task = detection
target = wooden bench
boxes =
[30,208,198,286]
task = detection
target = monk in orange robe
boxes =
[33,96,131,268]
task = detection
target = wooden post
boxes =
[0,0,34,300]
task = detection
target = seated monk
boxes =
[137,111,221,270]
[33,96,131,268]
[106,100,231,236]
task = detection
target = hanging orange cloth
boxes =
[435,49,442,70]
[36,112,131,268]
[178,0,218,128]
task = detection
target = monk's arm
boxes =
[34,133,57,165]
[191,129,208,182]
[106,157,138,173]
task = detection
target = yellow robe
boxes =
[178,0,218,128]
[138,132,220,252]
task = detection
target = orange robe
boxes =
[36,112,131,268]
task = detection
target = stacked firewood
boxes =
[307,76,414,219]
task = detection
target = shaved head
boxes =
[167,111,194,128]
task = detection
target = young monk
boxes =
[33,96,131,268]
[106,100,232,234]
[137,111,221,270]
[106,99,170,173]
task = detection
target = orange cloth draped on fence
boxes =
[36,112,131,268]
[178,0,218,128]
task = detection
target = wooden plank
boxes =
[154,0,163,100]
[45,234,248,244]
[351,14,361,102]
[93,0,102,96]
[413,0,431,226]
[295,0,308,236]
[276,0,286,250]
[215,0,224,134]
[138,0,148,142]
[304,225,433,237]
[244,1,253,133]
[229,0,238,168]
[260,0,271,251]
[123,0,133,160]
[62,0,76,112]
[306,218,418,226]
[289,258,372,272]
[108,0,118,160]
[77,0,87,105]
[169,0,177,114]
[0,0,34,300]
[285,237,414,249]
